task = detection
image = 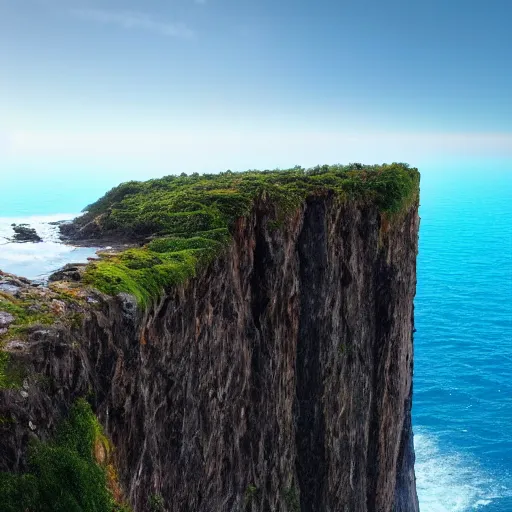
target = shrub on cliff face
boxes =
[148,493,165,512]
[283,486,300,512]
[0,399,128,512]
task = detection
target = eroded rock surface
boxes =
[0,197,419,512]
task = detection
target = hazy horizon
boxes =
[1,0,511,191]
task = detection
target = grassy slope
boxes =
[79,163,419,305]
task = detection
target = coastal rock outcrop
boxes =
[10,224,42,243]
[0,164,420,511]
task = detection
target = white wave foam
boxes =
[0,213,79,244]
[414,429,507,511]
[0,213,97,280]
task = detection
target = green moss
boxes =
[83,248,202,306]
[0,293,50,388]
[0,352,26,389]
[148,235,223,253]
[148,494,165,512]
[283,486,300,512]
[244,484,259,506]
[0,296,55,332]
[0,399,130,512]
[78,163,419,305]
[0,352,13,389]
[0,293,65,389]
[0,415,15,426]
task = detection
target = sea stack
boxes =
[10,224,43,243]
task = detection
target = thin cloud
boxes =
[5,130,512,165]
[70,8,194,39]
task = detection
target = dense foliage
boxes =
[79,163,419,305]
[0,399,129,512]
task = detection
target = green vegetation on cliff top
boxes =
[76,163,418,305]
[0,399,129,512]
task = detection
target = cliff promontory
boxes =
[0,163,420,512]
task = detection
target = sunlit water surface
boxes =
[413,168,512,511]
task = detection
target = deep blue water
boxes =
[0,166,511,511]
[413,167,512,511]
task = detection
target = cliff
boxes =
[0,164,420,512]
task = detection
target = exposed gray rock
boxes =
[0,311,15,328]
[0,282,21,295]
[10,224,42,243]
[118,292,139,323]
[60,218,101,240]
[3,340,27,352]
[48,264,86,282]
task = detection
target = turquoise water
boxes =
[413,167,512,511]
[0,174,120,218]
[0,166,511,510]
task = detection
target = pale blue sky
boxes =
[1,0,511,194]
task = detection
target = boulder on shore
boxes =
[48,263,87,283]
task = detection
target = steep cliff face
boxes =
[0,166,420,512]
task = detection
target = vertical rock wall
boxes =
[0,196,419,512]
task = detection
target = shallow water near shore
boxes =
[0,213,99,282]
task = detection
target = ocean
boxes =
[413,166,512,511]
[0,165,511,511]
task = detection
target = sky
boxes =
[1,0,511,201]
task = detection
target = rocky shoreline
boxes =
[0,216,134,284]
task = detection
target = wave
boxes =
[0,213,97,281]
[0,213,79,244]
[414,429,511,511]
